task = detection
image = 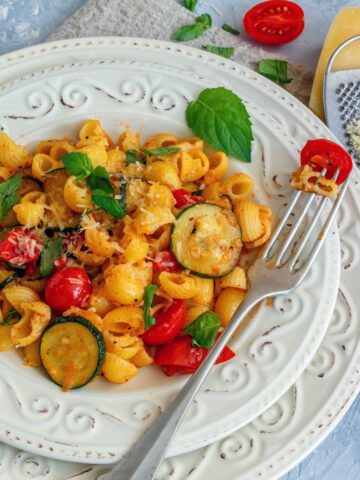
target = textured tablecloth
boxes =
[48,0,313,105]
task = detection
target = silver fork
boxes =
[105,170,351,480]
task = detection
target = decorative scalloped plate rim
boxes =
[0,39,357,476]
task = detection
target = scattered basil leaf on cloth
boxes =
[173,13,212,42]
[183,0,197,12]
[40,238,63,277]
[258,59,293,84]
[186,87,253,162]
[142,146,180,156]
[144,284,158,329]
[196,13,212,28]
[222,23,239,35]
[0,174,22,221]
[202,45,235,58]
[61,152,93,180]
[184,311,221,348]
[91,189,126,219]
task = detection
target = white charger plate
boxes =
[0,38,346,466]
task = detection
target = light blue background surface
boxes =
[0,1,359,479]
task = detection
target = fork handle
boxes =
[106,292,262,480]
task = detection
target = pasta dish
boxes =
[0,120,274,390]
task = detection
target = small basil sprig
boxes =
[0,174,22,221]
[126,150,147,164]
[184,311,221,348]
[126,146,180,164]
[61,152,125,218]
[202,45,235,59]
[258,59,292,84]
[91,189,126,219]
[183,0,197,12]
[186,87,253,163]
[2,308,21,326]
[87,166,114,194]
[40,238,63,277]
[222,23,239,35]
[144,284,158,330]
[61,152,93,179]
[173,13,212,42]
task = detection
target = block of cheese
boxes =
[309,7,360,119]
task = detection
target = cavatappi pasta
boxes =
[0,120,273,390]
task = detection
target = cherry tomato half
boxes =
[45,267,91,312]
[0,228,43,266]
[153,250,181,273]
[142,299,186,346]
[301,139,352,185]
[172,189,204,209]
[243,1,304,46]
[154,334,235,375]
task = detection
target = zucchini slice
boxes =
[40,316,105,391]
[170,203,242,278]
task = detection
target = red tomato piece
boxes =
[154,335,235,375]
[300,139,352,185]
[142,299,186,346]
[45,267,91,312]
[172,189,204,209]
[0,228,43,266]
[243,1,304,46]
[153,250,181,273]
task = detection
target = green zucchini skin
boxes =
[170,203,242,278]
[0,273,17,289]
[40,316,106,390]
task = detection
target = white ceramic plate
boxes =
[0,38,342,464]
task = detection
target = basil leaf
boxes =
[92,189,126,219]
[258,59,293,84]
[0,174,22,221]
[142,146,180,156]
[2,308,21,326]
[184,311,221,348]
[222,23,239,35]
[144,284,158,330]
[196,13,212,28]
[88,166,114,194]
[61,152,94,180]
[202,45,235,59]
[173,21,206,42]
[186,87,253,162]
[183,0,197,12]
[40,238,63,277]
[126,149,147,164]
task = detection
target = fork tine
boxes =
[262,189,302,259]
[289,168,340,270]
[291,171,351,273]
[272,168,327,266]
[274,191,317,266]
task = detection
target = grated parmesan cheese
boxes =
[346,117,360,159]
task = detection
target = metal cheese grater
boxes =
[323,34,360,167]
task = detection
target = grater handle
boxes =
[323,34,360,122]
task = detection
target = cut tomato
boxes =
[153,250,181,273]
[172,189,204,209]
[243,1,304,46]
[301,139,352,185]
[154,334,235,375]
[142,299,186,346]
[45,267,91,312]
[0,228,43,266]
